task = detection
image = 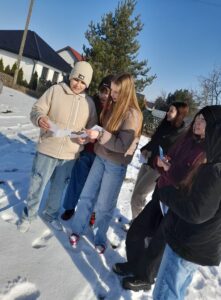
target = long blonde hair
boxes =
[100,73,143,136]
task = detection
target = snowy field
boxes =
[0,86,221,300]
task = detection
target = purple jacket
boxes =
[157,134,205,188]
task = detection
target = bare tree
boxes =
[198,66,221,106]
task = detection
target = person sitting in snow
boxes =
[18,61,97,232]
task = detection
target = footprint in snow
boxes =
[0,276,40,300]
[32,229,53,249]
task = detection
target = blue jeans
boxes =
[63,151,95,210]
[24,152,75,221]
[71,155,127,246]
[153,245,198,300]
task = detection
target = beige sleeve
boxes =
[30,86,54,127]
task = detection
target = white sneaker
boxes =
[122,223,130,232]
[122,220,133,232]
[17,219,30,233]
[49,219,63,231]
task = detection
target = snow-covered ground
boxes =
[0,86,221,300]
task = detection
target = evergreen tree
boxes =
[29,71,38,90]
[83,0,155,94]
[10,63,17,76]
[166,89,197,115]
[4,65,11,75]
[154,96,168,111]
[136,93,146,111]
[0,58,4,72]
[17,68,24,85]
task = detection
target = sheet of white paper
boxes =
[70,132,88,138]
[91,125,103,132]
[47,120,88,138]
[48,120,59,133]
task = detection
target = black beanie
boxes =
[98,75,114,90]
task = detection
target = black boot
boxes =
[122,276,152,291]
[61,209,75,221]
[112,262,133,276]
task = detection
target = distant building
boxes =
[57,46,83,68]
[0,30,72,84]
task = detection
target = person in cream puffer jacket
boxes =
[30,81,97,159]
[18,61,97,232]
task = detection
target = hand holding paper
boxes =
[47,121,103,139]
[47,120,87,138]
[39,116,50,130]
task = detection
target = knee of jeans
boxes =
[32,169,43,179]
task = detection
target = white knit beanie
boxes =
[69,61,93,88]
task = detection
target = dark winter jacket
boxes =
[141,119,186,168]
[143,132,205,236]
[159,107,221,266]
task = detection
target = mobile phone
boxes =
[159,146,164,160]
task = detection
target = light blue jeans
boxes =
[153,244,198,300]
[24,152,75,221]
[71,155,127,246]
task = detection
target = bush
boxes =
[142,109,162,136]
[37,78,52,94]
[4,65,11,75]
[29,71,38,90]
[0,59,4,72]
[17,68,24,85]
[10,63,17,76]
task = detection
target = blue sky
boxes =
[0,0,221,101]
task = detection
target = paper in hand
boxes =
[48,120,87,138]
[91,125,103,132]
[70,131,88,138]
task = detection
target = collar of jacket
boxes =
[59,82,87,98]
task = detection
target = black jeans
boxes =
[126,186,166,283]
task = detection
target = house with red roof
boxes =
[57,46,83,68]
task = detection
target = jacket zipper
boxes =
[57,96,80,158]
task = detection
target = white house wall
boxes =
[0,49,65,83]
[34,62,64,83]
[58,50,75,67]
[0,49,34,82]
